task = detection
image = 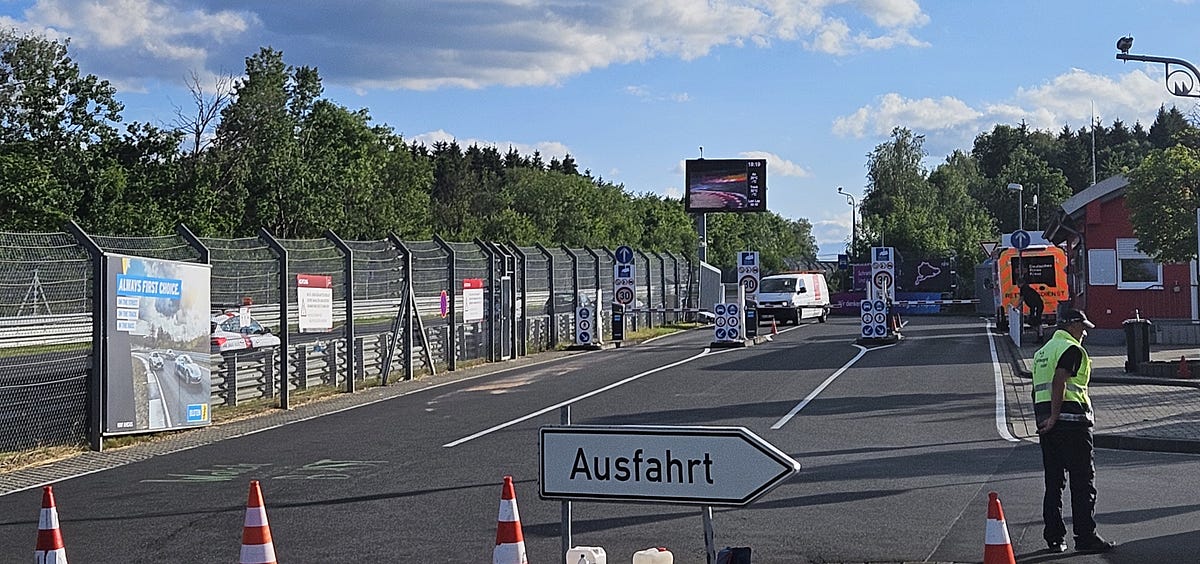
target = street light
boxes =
[1007,183,1024,231]
[837,186,856,253]
[1115,36,1200,97]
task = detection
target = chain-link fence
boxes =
[0,225,696,455]
[0,233,93,452]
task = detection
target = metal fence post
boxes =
[665,251,682,322]
[561,246,579,326]
[535,243,556,348]
[654,251,667,325]
[389,236,415,382]
[584,247,602,304]
[509,242,528,357]
[474,238,496,362]
[257,228,290,409]
[176,223,210,264]
[326,230,356,392]
[489,241,517,361]
[65,220,105,452]
[637,250,653,329]
[433,235,457,371]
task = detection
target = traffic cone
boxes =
[240,480,277,564]
[1178,356,1191,379]
[984,491,1016,564]
[35,485,67,564]
[493,475,528,564]
[770,319,778,335]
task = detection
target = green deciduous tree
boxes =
[1126,145,1200,263]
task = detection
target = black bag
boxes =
[716,546,751,564]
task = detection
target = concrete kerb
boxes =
[997,328,1200,455]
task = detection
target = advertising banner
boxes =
[105,255,211,435]
[297,274,334,332]
[463,278,485,323]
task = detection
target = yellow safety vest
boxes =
[1031,329,1093,423]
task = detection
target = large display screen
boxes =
[684,158,767,213]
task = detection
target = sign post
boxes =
[613,246,637,336]
[869,247,895,302]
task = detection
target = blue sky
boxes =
[1,1,1196,257]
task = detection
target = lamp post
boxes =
[1007,183,1024,231]
[837,186,857,253]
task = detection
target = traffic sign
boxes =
[615,245,635,265]
[980,241,998,257]
[739,275,758,293]
[873,271,893,291]
[860,299,887,338]
[615,287,635,305]
[1011,229,1031,251]
[738,251,760,299]
[575,305,600,346]
[539,425,800,506]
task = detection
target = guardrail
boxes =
[0,288,668,349]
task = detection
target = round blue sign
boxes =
[615,245,635,265]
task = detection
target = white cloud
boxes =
[811,210,855,254]
[625,84,691,103]
[0,0,930,91]
[412,129,571,161]
[739,151,811,177]
[832,68,1182,145]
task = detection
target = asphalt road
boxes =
[2,316,1199,562]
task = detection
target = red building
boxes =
[1044,174,1196,342]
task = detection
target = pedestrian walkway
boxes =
[1004,331,1200,454]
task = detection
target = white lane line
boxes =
[771,343,896,430]
[985,321,1020,442]
[443,347,728,448]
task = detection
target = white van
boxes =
[754,272,830,324]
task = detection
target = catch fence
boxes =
[0,224,695,453]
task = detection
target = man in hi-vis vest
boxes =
[1032,308,1115,554]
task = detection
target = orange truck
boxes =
[993,244,1069,327]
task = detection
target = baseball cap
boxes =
[1058,308,1095,328]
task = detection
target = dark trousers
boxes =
[1040,426,1097,541]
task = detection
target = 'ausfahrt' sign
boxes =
[539,425,799,506]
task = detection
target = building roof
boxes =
[1043,174,1130,244]
[1060,174,1128,218]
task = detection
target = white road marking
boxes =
[443,347,730,447]
[771,343,896,430]
[985,321,1021,442]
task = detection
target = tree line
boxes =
[2,29,1197,280]
[855,106,1199,288]
[0,31,815,274]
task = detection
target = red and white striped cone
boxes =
[493,475,528,564]
[35,485,67,564]
[240,480,277,564]
[984,491,1016,564]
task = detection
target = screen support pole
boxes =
[698,213,707,263]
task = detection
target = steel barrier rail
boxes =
[0,290,576,348]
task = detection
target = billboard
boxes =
[684,159,766,213]
[297,274,333,332]
[105,255,211,435]
[463,278,485,323]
